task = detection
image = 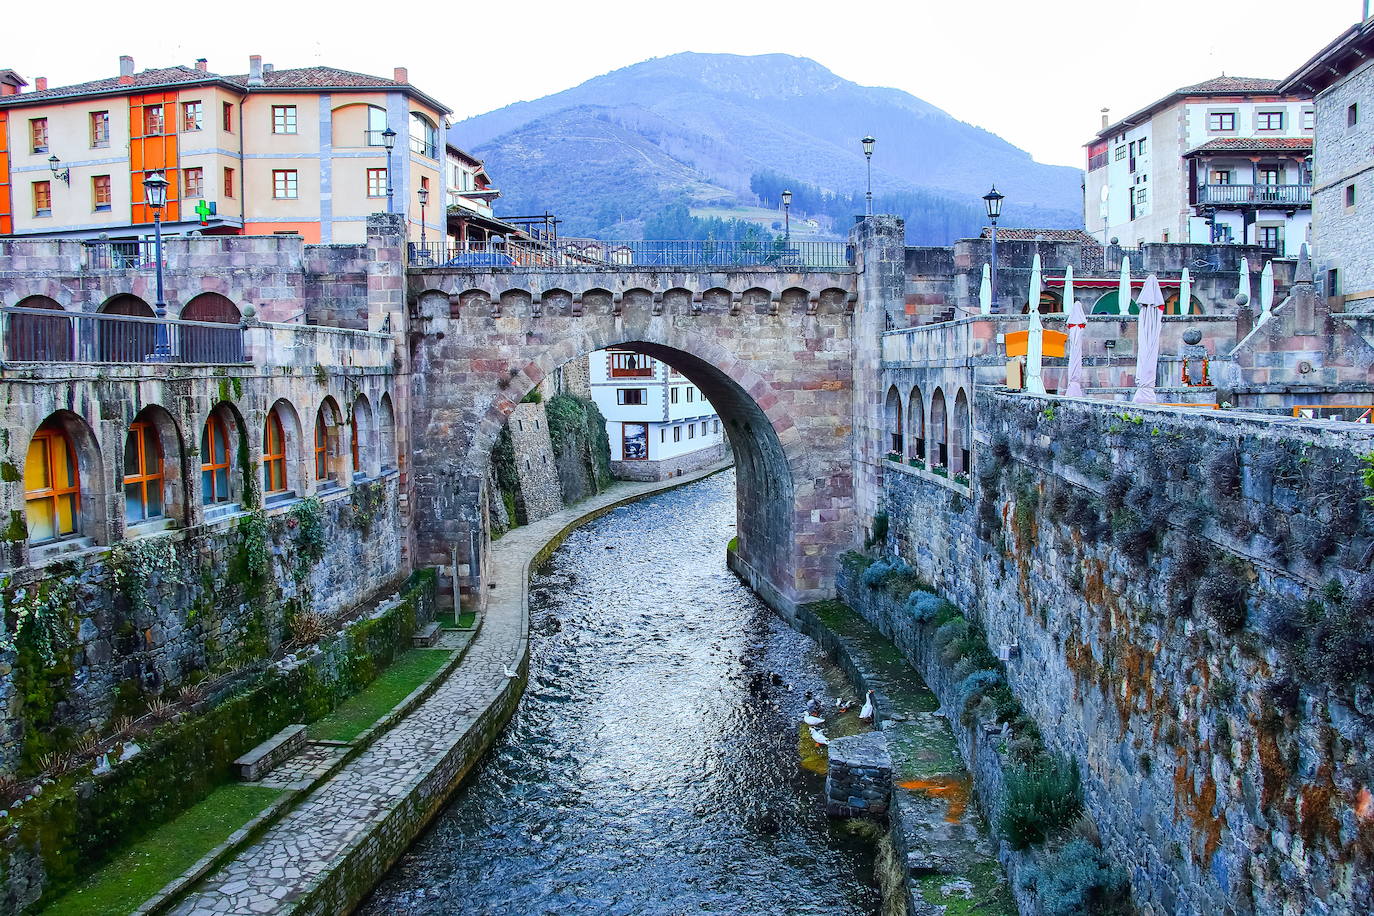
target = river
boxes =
[360,470,881,915]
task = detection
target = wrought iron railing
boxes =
[1197,184,1311,206]
[1,307,246,364]
[83,240,160,270]
[408,238,853,271]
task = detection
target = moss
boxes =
[0,460,21,483]
[3,509,28,542]
[349,480,388,537]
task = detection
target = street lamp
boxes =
[47,155,70,185]
[862,136,876,216]
[417,184,430,257]
[142,170,172,360]
[781,188,792,243]
[983,185,1005,309]
[381,127,397,214]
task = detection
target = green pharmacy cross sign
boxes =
[194,199,217,225]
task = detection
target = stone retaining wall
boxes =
[610,442,730,481]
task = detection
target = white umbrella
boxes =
[1238,257,1252,310]
[1061,263,1074,315]
[1131,274,1166,404]
[1064,298,1087,397]
[1025,254,1046,394]
[1118,256,1133,316]
[1259,261,1275,322]
[979,264,992,315]
[1178,268,1192,316]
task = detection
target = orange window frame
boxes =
[123,421,164,520]
[314,414,330,480]
[25,427,80,541]
[350,413,361,472]
[201,414,232,503]
[263,412,287,493]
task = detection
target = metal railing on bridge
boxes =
[407,238,853,271]
[1,307,246,365]
[83,239,160,270]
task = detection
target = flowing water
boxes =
[361,470,881,915]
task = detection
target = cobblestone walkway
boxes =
[256,744,350,792]
[168,464,731,915]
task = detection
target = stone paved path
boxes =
[168,463,731,916]
[256,744,350,792]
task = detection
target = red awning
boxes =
[1045,277,1181,288]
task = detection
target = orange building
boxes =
[0,55,451,244]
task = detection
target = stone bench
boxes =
[411,621,441,648]
[234,724,306,781]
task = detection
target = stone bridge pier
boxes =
[405,267,862,614]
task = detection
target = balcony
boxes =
[1197,184,1311,207]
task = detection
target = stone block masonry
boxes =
[825,732,892,818]
[507,402,563,522]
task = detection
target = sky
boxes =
[6,0,1361,168]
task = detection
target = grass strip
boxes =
[41,783,281,916]
[457,609,477,628]
[306,649,451,742]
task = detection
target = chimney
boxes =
[195,58,208,72]
[34,77,46,91]
[119,54,135,85]
[263,63,274,74]
[248,54,264,87]
[393,66,408,84]
[1100,107,1110,130]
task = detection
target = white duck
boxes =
[803,712,826,726]
[809,726,829,746]
[858,690,876,723]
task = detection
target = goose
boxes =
[859,690,876,722]
[803,712,826,726]
[809,726,829,746]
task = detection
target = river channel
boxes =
[361,470,881,915]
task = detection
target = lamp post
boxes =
[781,188,792,243]
[142,170,171,360]
[47,155,70,185]
[862,136,876,216]
[381,127,397,214]
[417,184,429,262]
[983,185,1004,310]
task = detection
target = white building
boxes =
[1084,76,1313,256]
[587,348,728,480]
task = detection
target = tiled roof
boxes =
[0,66,217,103]
[1187,136,1314,155]
[221,66,407,90]
[1178,76,1283,94]
[978,228,1102,245]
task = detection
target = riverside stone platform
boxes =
[167,462,732,916]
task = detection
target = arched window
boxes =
[99,294,156,362]
[25,420,80,542]
[1164,292,1204,315]
[952,389,972,476]
[930,389,949,468]
[263,411,287,494]
[908,386,925,462]
[351,395,374,478]
[8,295,72,362]
[884,386,903,458]
[180,293,242,363]
[367,106,387,146]
[378,393,396,472]
[123,420,164,522]
[314,413,330,480]
[410,112,438,158]
[201,412,233,504]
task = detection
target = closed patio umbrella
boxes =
[1259,260,1275,322]
[1238,257,1252,311]
[1025,254,1046,394]
[1131,274,1166,404]
[979,264,992,315]
[1118,256,1132,315]
[1179,267,1192,315]
[1061,263,1074,315]
[1064,298,1087,397]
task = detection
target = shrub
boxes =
[840,551,875,578]
[999,755,1084,850]
[865,512,889,549]
[958,669,1005,717]
[1020,838,1131,916]
[859,556,923,597]
[1194,556,1249,633]
[906,590,954,625]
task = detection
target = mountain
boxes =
[451,53,1083,242]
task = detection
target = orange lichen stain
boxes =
[899,773,972,823]
[1356,787,1374,822]
[1298,766,1341,848]
[1173,743,1226,862]
[1253,713,1293,816]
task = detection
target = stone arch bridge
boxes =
[407,265,860,612]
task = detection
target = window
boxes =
[223,167,235,198]
[714,420,720,434]
[1212,170,1232,185]
[92,175,111,212]
[181,101,203,132]
[688,423,696,439]
[143,105,165,136]
[1114,145,1126,161]
[183,167,204,198]
[263,412,287,493]
[25,423,80,542]
[673,426,682,442]
[1258,226,1282,251]
[616,388,646,405]
[1347,184,1358,208]
[670,387,680,404]
[1301,109,1314,130]
[364,106,388,146]
[1256,111,1284,131]
[33,181,51,217]
[1350,104,1360,128]
[686,387,695,402]
[410,112,439,158]
[201,414,232,504]
[660,429,665,443]
[314,411,331,480]
[30,117,48,153]
[366,168,387,198]
[1207,111,1236,132]
[1259,168,1281,186]
[123,421,164,522]
[272,105,298,134]
[222,101,233,132]
[1328,268,1340,298]
[90,111,110,148]
[1135,187,1148,205]
[272,169,297,199]
[609,351,652,377]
